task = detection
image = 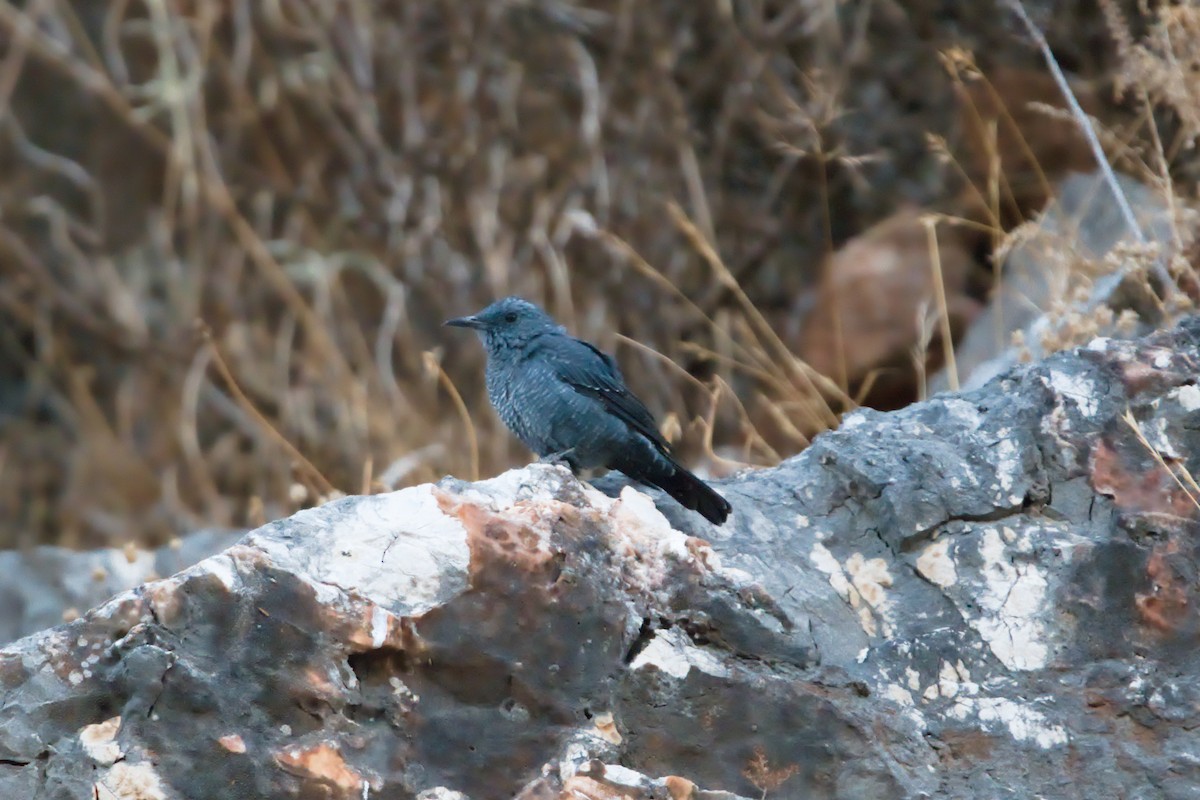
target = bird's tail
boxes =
[621,453,732,525]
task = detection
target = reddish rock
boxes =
[274,742,375,797]
[957,66,1105,222]
[797,208,986,408]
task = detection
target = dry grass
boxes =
[0,0,883,548]
[991,0,1200,357]
[0,1,1194,548]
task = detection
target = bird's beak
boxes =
[444,315,484,330]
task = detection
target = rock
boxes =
[931,169,1178,394]
[796,207,989,409]
[3,319,1200,798]
[956,67,1106,222]
[0,529,244,646]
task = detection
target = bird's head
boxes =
[445,296,561,350]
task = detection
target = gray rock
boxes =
[3,319,1200,798]
[0,529,243,645]
[931,170,1176,394]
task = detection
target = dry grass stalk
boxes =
[921,215,960,391]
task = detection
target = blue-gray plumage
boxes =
[446,297,732,524]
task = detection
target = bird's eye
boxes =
[504,312,518,323]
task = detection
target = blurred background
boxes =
[0,0,1197,553]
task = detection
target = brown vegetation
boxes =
[0,1,1196,548]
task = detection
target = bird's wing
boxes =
[531,334,670,451]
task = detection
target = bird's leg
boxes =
[537,448,577,469]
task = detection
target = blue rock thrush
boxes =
[446,297,732,524]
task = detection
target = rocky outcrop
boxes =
[3,321,1200,799]
[0,530,242,646]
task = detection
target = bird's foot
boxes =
[537,448,576,468]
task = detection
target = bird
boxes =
[445,297,732,525]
